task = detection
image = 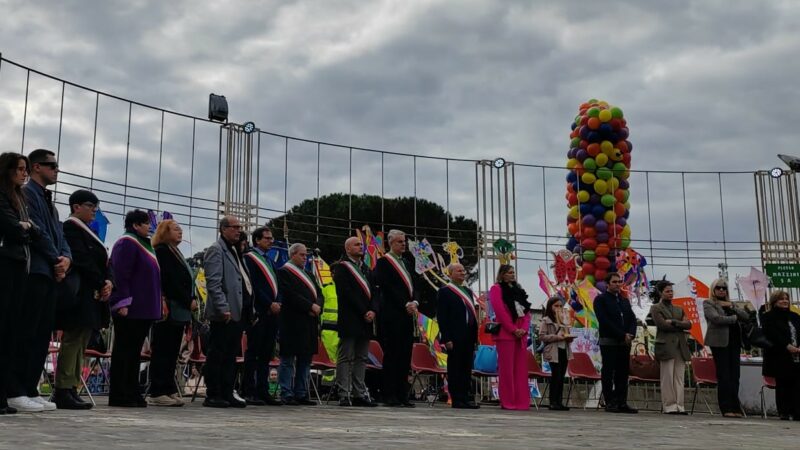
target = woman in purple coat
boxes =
[108,210,161,407]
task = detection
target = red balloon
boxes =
[570,129,579,139]
[595,269,608,281]
[582,262,596,276]
[581,238,598,250]
[595,256,611,270]
[596,243,610,256]
[568,222,579,236]
[614,202,626,217]
[579,103,590,110]
[616,141,629,153]
[580,115,588,126]
[568,193,578,206]
[567,183,575,193]
[579,140,588,149]
[567,216,577,224]
[610,236,621,249]
[586,143,601,157]
[583,227,597,238]
[623,153,632,165]
[574,163,585,176]
[614,189,626,202]
[614,224,624,235]
[610,118,622,131]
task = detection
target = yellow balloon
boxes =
[598,109,612,122]
[577,190,590,203]
[595,153,609,167]
[593,179,608,195]
[609,177,620,192]
[569,205,580,219]
[567,158,578,169]
[609,148,623,161]
[598,101,609,108]
[600,141,613,154]
[621,224,631,238]
[621,169,630,180]
[624,201,631,210]
[604,210,616,223]
[581,172,597,184]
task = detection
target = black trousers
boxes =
[242,316,277,399]
[148,320,186,397]
[446,340,474,405]
[600,344,630,407]
[0,260,26,406]
[204,320,243,400]
[380,323,413,403]
[549,348,568,406]
[8,273,56,398]
[775,371,800,418]
[109,317,152,403]
[710,345,741,414]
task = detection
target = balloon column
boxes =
[565,99,632,287]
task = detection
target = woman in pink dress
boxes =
[489,264,532,410]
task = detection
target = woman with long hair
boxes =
[538,296,573,410]
[762,290,800,420]
[0,152,35,415]
[147,219,196,407]
[649,280,691,414]
[489,264,532,410]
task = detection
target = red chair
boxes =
[189,335,207,402]
[566,352,603,409]
[310,340,336,404]
[367,340,384,370]
[628,354,661,411]
[81,328,113,404]
[690,357,718,415]
[760,376,777,419]
[410,343,447,406]
[527,352,551,408]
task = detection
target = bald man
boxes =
[333,237,377,407]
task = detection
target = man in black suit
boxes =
[437,263,478,409]
[242,227,282,405]
[333,237,378,407]
[277,243,323,405]
[375,229,419,407]
[593,272,638,413]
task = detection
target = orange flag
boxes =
[673,297,704,346]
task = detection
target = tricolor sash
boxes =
[283,262,318,300]
[384,253,413,298]
[66,216,108,257]
[118,233,159,269]
[446,283,477,322]
[246,252,279,299]
[343,260,371,300]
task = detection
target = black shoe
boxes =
[54,389,87,410]
[296,398,317,406]
[2,406,17,414]
[109,399,139,407]
[203,398,230,408]
[69,388,93,409]
[383,401,402,407]
[351,397,378,407]
[281,398,300,406]
[261,395,283,406]
[605,405,621,413]
[780,414,791,421]
[338,398,351,407]
[618,404,638,414]
[135,396,147,408]
[401,401,416,408]
[245,396,266,406]
[225,397,247,408]
[677,411,689,415]
[549,404,570,411]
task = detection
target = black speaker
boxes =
[208,94,228,122]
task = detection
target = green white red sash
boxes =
[118,233,159,269]
[246,251,279,299]
[66,216,108,257]
[446,282,477,321]
[283,262,317,300]
[384,253,413,298]
[343,260,371,300]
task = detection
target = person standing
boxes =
[436,263,479,409]
[0,152,36,415]
[333,237,378,407]
[108,209,162,407]
[375,229,419,407]
[53,190,112,410]
[594,272,638,414]
[8,149,71,413]
[203,216,252,408]
[277,243,323,406]
[148,219,196,407]
[762,290,800,421]
[242,227,282,406]
[489,264,532,410]
[649,280,691,415]
[539,296,573,411]
[703,278,750,418]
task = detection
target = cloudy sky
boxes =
[0,0,795,298]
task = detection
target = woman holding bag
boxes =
[489,264,532,410]
[649,280,691,414]
[539,296,573,410]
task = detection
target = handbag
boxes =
[629,343,661,380]
[484,322,501,335]
[742,318,772,349]
[473,345,499,373]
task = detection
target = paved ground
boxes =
[0,401,797,449]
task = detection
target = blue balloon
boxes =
[595,219,608,232]
[572,181,580,192]
[599,123,612,134]
[626,140,633,151]
[571,122,578,130]
[615,217,627,227]
[579,204,592,215]
[623,210,630,219]
[576,149,588,161]
[567,237,577,251]
[579,126,590,140]
[592,205,606,217]
[566,171,577,183]
[618,128,629,140]
[590,194,601,204]
[595,281,608,292]
[582,214,596,227]
[587,131,600,143]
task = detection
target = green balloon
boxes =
[612,162,627,177]
[583,250,596,262]
[587,107,600,118]
[571,137,581,148]
[585,275,596,285]
[610,106,623,119]
[601,194,616,207]
[583,158,597,171]
[597,167,613,180]
[587,98,599,104]
[622,189,630,202]
[621,237,631,249]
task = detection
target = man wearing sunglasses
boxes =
[7,149,72,413]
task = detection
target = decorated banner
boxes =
[569,327,601,371]
[417,313,447,368]
[737,267,770,308]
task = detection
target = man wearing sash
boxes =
[375,229,418,407]
[242,227,282,405]
[277,243,323,405]
[437,263,479,409]
[203,215,252,408]
[333,237,378,407]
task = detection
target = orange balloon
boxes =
[614,202,626,217]
[583,227,597,238]
[587,117,601,130]
[568,222,579,236]
[596,243,610,256]
[586,143,601,157]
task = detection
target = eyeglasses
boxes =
[715,286,728,291]
[37,162,59,170]
[81,202,98,210]
[553,305,563,309]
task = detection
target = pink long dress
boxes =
[489,284,532,410]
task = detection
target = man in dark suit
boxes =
[593,272,638,413]
[437,263,479,409]
[375,229,419,407]
[333,237,378,407]
[277,243,323,405]
[242,227,282,405]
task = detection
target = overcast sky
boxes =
[1,0,795,299]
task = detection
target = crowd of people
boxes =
[2,148,800,420]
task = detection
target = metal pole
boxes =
[542,166,549,268]
[20,70,30,153]
[89,93,99,189]
[717,173,728,266]
[156,110,164,211]
[681,173,691,274]
[446,159,450,241]
[122,103,132,213]
[316,142,320,242]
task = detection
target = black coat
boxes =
[0,191,36,263]
[375,254,420,336]
[243,250,280,318]
[333,258,376,339]
[277,264,323,356]
[594,291,637,343]
[155,243,194,323]
[762,309,800,378]
[436,285,478,345]
[56,219,112,330]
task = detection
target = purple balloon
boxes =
[567,148,578,159]
[619,179,630,190]
[580,126,590,140]
[597,232,609,243]
[582,215,596,227]
[595,281,608,292]
[615,217,627,227]
[590,194,601,204]
[618,128,629,139]
[573,245,583,255]
[595,220,608,232]
[576,149,588,161]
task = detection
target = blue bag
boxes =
[473,345,498,374]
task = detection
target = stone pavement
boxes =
[0,402,797,449]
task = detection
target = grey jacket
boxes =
[703,299,749,348]
[538,316,573,364]
[650,302,691,361]
[203,237,249,322]
[22,180,71,278]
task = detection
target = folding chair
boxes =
[690,356,717,415]
[80,327,114,405]
[760,376,776,419]
[565,352,604,409]
[366,340,384,370]
[310,339,336,404]
[410,343,446,406]
[527,352,551,409]
[189,334,207,402]
[41,331,62,396]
